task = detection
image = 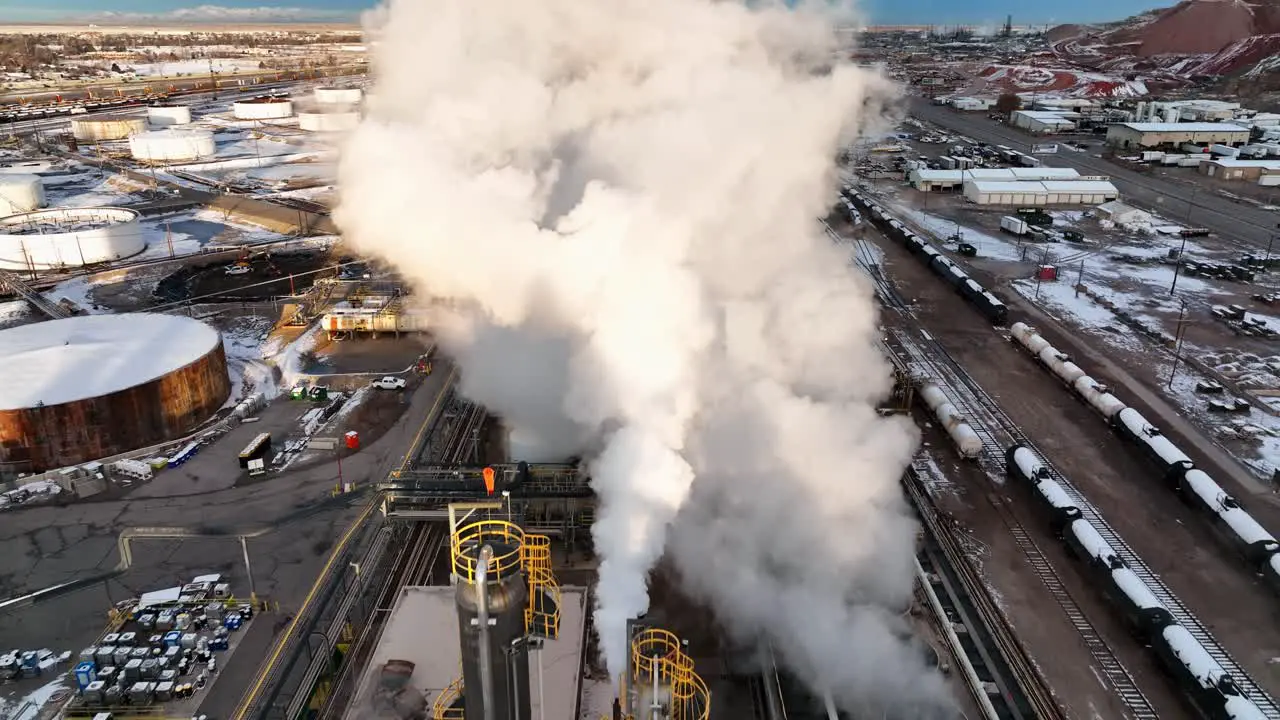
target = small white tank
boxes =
[233,97,293,120]
[298,106,360,133]
[0,175,45,215]
[147,105,192,126]
[71,116,146,142]
[130,129,216,162]
[314,87,363,105]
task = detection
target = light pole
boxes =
[1167,298,1190,389]
[1169,233,1189,295]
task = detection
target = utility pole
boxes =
[1169,233,1189,295]
[1167,299,1189,389]
[1075,260,1085,297]
[1034,246,1050,300]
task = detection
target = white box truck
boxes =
[1000,216,1029,235]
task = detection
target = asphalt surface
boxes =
[909,98,1280,249]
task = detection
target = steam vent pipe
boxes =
[454,523,532,720]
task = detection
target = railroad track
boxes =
[840,221,1280,719]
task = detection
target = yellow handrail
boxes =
[521,532,561,639]
[630,628,711,720]
[451,519,526,582]
[430,678,465,720]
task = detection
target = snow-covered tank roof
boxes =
[0,313,221,410]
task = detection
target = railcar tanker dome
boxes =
[130,129,216,162]
[0,207,143,271]
[0,313,230,472]
[0,174,45,215]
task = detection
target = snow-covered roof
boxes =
[1118,122,1250,133]
[1207,158,1280,168]
[916,167,1081,183]
[1014,110,1078,122]
[0,313,221,410]
[1096,201,1149,217]
[966,179,1119,195]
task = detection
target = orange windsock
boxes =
[483,467,496,495]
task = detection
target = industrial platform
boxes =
[342,585,588,720]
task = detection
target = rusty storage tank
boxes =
[0,313,230,473]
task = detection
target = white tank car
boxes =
[919,383,982,459]
[1161,625,1235,691]
[1037,477,1077,511]
[1112,567,1166,611]
[1222,696,1269,720]
[1067,518,1120,565]
[1038,348,1087,385]
[1115,408,1194,470]
[1011,321,1052,355]
[1073,376,1126,418]
[1184,469,1280,558]
[1011,445,1050,482]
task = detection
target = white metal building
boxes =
[910,166,1081,191]
[0,207,143,270]
[0,175,45,216]
[1199,158,1280,182]
[963,179,1119,206]
[129,129,216,162]
[1107,122,1251,149]
[1011,110,1078,133]
[1095,201,1152,225]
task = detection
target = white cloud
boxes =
[73,4,357,24]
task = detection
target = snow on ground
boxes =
[891,204,1026,262]
[0,299,31,328]
[0,675,69,720]
[42,274,111,314]
[263,324,322,392]
[219,314,276,406]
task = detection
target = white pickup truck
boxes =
[371,376,406,390]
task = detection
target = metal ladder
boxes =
[0,268,70,320]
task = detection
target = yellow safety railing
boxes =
[451,520,526,582]
[521,533,561,640]
[629,629,711,720]
[430,678,466,720]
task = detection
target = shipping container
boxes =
[1140,151,1165,162]
[1210,144,1239,157]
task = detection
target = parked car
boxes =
[225,264,251,276]
[371,376,406,390]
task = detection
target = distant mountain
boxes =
[1049,0,1280,78]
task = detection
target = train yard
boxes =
[832,185,1280,720]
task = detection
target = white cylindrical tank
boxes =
[129,129,216,162]
[0,175,46,216]
[919,383,982,459]
[233,97,293,120]
[314,87,362,105]
[0,207,144,270]
[1010,321,1051,355]
[147,104,192,126]
[298,107,360,133]
[71,116,146,142]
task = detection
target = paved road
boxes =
[909,98,1280,249]
[0,365,453,655]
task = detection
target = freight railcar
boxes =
[1005,444,1270,720]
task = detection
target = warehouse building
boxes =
[963,179,1119,206]
[1199,158,1280,184]
[1011,110,1078,133]
[1106,122,1251,150]
[909,166,1081,192]
[1095,201,1152,225]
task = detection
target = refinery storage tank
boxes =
[146,104,192,126]
[0,207,144,270]
[298,104,360,133]
[71,116,146,142]
[130,129,216,162]
[314,86,363,105]
[0,175,46,216]
[0,313,230,472]
[232,96,293,120]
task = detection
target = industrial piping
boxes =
[476,544,497,720]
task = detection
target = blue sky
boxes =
[0,0,1173,26]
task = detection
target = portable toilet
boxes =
[345,431,360,450]
[1037,265,1059,281]
[74,661,97,689]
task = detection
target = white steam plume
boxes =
[336,0,951,713]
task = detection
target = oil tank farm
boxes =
[0,313,230,472]
[146,104,192,126]
[70,115,146,142]
[298,104,360,133]
[0,207,143,270]
[129,128,216,162]
[0,175,45,215]
[314,86,363,105]
[232,96,293,120]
